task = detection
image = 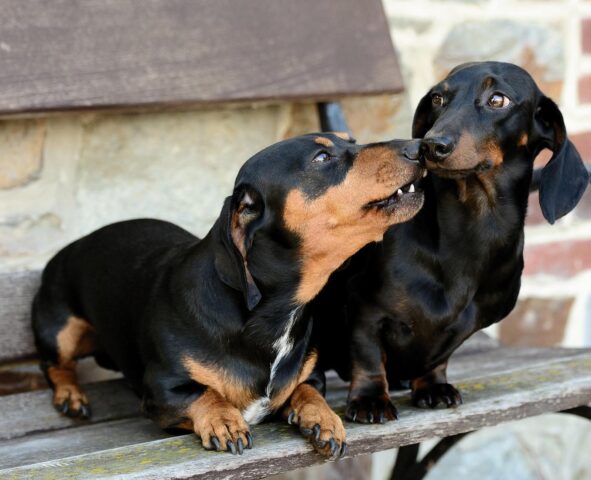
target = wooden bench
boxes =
[0,1,590,479]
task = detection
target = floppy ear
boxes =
[534,96,589,224]
[412,91,434,138]
[218,185,263,310]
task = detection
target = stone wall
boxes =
[1,0,589,479]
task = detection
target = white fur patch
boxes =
[242,306,302,424]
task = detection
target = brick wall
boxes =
[382,0,591,350]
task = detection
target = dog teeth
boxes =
[409,184,415,193]
[397,189,403,196]
[423,170,428,178]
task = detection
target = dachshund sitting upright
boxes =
[312,62,589,423]
[32,132,426,456]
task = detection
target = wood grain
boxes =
[0,0,402,116]
[0,271,39,362]
[0,347,589,478]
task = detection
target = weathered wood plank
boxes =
[0,0,402,116]
[1,345,587,441]
[0,271,39,362]
[0,379,138,441]
[1,350,589,479]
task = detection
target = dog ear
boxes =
[412,91,434,138]
[534,96,589,224]
[216,185,263,310]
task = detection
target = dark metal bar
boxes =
[390,443,420,480]
[317,102,353,135]
[560,405,591,421]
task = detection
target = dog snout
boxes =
[420,137,455,163]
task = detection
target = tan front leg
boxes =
[180,388,252,455]
[283,383,347,458]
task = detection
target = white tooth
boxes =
[397,189,403,196]
[409,184,415,193]
[423,170,428,178]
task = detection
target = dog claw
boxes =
[227,440,237,455]
[312,424,321,442]
[79,404,91,419]
[300,426,313,436]
[412,383,462,409]
[245,432,253,449]
[340,442,349,458]
[236,438,244,455]
[211,436,221,451]
[329,438,338,457]
[287,411,295,425]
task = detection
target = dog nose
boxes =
[401,141,421,163]
[420,137,454,163]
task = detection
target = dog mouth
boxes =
[425,159,494,179]
[364,171,426,213]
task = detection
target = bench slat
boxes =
[0,0,402,116]
[1,348,589,479]
[0,344,583,441]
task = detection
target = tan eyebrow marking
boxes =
[314,136,335,148]
[333,132,351,141]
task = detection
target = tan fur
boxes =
[314,136,334,148]
[183,388,250,450]
[284,146,421,303]
[333,131,352,141]
[183,356,256,411]
[284,383,346,456]
[56,316,96,363]
[183,350,318,413]
[518,133,528,147]
[269,350,318,410]
[49,316,95,410]
[47,362,88,409]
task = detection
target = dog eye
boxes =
[431,94,444,107]
[488,93,511,108]
[312,152,333,163]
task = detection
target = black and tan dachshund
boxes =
[32,132,426,456]
[312,61,589,423]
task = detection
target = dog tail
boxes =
[530,164,591,192]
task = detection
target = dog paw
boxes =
[345,393,398,424]
[53,384,91,419]
[196,409,252,455]
[286,384,347,458]
[191,392,252,455]
[411,383,462,409]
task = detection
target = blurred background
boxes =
[0,0,590,478]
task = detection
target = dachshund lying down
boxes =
[311,61,589,424]
[32,133,426,457]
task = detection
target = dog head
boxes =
[413,61,588,222]
[219,133,425,309]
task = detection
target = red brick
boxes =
[524,239,591,277]
[583,18,591,54]
[571,131,591,162]
[499,297,574,347]
[579,75,591,104]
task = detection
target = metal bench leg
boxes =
[317,102,352,136]
[389,406,591,480]
[390,433,468,480]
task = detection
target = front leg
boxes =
[283,369,347,458]
[411,361,462,409]
[142,369,252,455]
[346,305,397,424]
